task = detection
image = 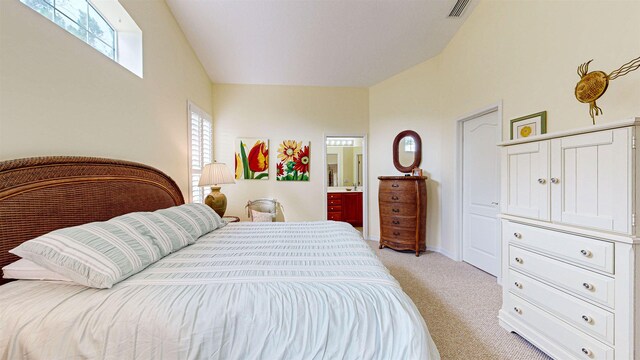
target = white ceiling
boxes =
[166,0,477,87]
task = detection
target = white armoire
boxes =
[498,117,640,360]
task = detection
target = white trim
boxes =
[323,133,369,239]
[187,101,212,204]
[453,101,503,282]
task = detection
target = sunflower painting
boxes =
[276,140,310,181]
[235,138,269,180]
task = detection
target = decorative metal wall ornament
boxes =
[575,56,640,125]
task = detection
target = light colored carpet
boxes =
[367,241,551,360]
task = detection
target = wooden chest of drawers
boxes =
[378,176,428,256]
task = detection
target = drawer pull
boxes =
[581,348,593,356]
[393,231,400,236]
[550,177,560,184]
[514,282,522,289]
[580,249,592,257]
[513,307,522,314]
[537,178,546,184]
[581,315,593,324]
[514,257,523,264]
[391,183,400,188]
[513,232,522,239]
[391,196,399,200]
[582,282,594,291]
[392,220,400,225]
[392,209,400,213]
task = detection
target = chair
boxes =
[246,198,284,222]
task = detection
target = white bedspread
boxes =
[0,221,439,360]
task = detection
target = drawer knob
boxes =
[392,220,400,225]
[581,348,593,356]
[550,177,560,184]
[582,282,594,291]
[391,183,400,188]
[513,307,522,314]
[392,209,400,213]
[580,249,592,257]
[581,315,593,324]
[514,282,522,289]
[514,257,523,264]
[513,232,522,239]
[537,178,546,184]
[391,196,399,200]
[393,231,400,236]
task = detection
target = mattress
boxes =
[0,221,439,359]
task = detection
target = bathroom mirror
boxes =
[393,130,422,173]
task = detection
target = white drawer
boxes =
[504,221,614,274]
[509,270,614,344]
[506,293,614,360]
[509,246,615,308]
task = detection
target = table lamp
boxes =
[198,161,235,217]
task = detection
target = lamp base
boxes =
[204,186,227,217]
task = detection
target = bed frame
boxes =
[0,156,184,284]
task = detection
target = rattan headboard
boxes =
[0,156,184,283]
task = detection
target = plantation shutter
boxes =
[188,102,213,203]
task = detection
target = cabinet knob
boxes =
[392,209,400,213]
[513,307,522,314]
[391,183,400,188]
[391,196,399,200]
[580,249,592,257]
[581,348,593,356]
[550,177,560,184]
[514,282,522,289]
[581,315,593,324]
[582,282,594,291]
[513,232,522,239]
[537,178,546,184]
[514,257,523,264]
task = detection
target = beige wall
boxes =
[0,0,212,197]
[212,84,369,222]
[369,0,640,257]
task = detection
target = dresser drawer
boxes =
[381,227,416,242]
[509,270,614,344]
[509,246,615,308]
[328,212,342,221]
[378,191,416,204]
[381,216,416,230]
[328,205,342,213]
[505,221,614,274]
[328,199,342,206]
[379,202,415,217]
[505,293,614,360]
[379,180,415,193]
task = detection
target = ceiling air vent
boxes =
[448,0,470,17]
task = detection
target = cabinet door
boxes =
[342,192,363,227]
[502,141,550,220]
[550,128,632,234]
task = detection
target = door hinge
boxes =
[633,135,636,150]
[633,213,636,228]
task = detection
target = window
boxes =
[20,0,143,77]
[22,0,116,59]
[404,137,416,152]
[188,102,213,204]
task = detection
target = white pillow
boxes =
[2,259,72,282]
[251,210,273,222]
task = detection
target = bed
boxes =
[0,157,439,360]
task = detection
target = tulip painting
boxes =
[276,140,310,181]
[235,138,269,180]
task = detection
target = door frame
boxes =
[323,133,369,239]
[453,101,503,282]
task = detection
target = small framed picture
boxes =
[510,111,547,140]
[412,168,423,176]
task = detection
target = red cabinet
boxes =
[327,192,363,227]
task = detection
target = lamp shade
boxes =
[198,162,235,186]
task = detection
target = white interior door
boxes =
[462,111,501,276]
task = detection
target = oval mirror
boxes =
[393,130,422,173]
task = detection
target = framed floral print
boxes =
[276,140,310,181]
[235,138,269,180]
[510,111,547,140]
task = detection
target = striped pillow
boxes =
[156,203,225,239]
[111,212,196,256]
[10,221,162,289]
